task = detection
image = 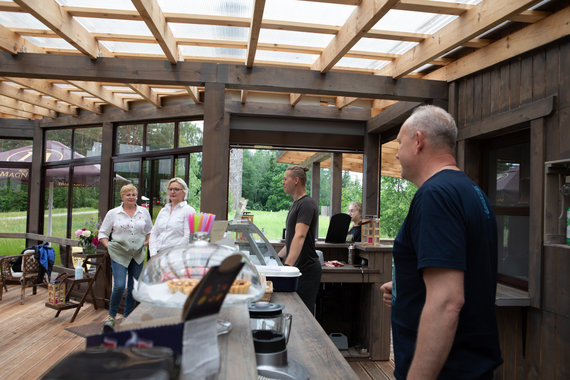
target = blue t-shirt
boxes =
[392,170,502,380]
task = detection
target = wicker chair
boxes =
[0,250,44,304]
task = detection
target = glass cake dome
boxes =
[133,233,265,308]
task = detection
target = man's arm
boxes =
[284,222,309,266]
[380,281,392,307]
[407,267,464,380]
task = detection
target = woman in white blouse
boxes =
[149,177,196,257]
[99,184,153,330]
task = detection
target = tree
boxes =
[380,176,417,238]
[341,172,362,213]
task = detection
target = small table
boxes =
[45,253,106,323]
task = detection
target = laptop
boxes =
[325,213,351,243]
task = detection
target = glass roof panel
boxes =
[0,12,48,29]
[158,0,253,17]
[101,41,165,55]
[263,0,353,26]
[352,38,408,54]
[75,18,151,35]
[170,24,249,41]
[373,10,456,34]
[336,57,386,70]
[258,30,333,49]
[181,46,245,60]
[255,50,317,65]
[56,0,136,10]
[23,37,75,50]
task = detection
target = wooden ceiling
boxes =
[277,140,401,177]
[0,0,568,120]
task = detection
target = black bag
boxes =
[9,255,22,272]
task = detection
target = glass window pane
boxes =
[175,156,187,179]
[487,142,530,207]
[116,124,144,154]
[188,153,202,211]
[71,164,100,238]
[147,122,175,151]
[74,127,102,157]
[45,167,69,237]
[179,121,204,147]
[114,161,140,208]
[0,169,29,254]
[0,139,32,153]
[497,215,529,281]
[46,130,72,162]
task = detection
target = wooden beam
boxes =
[367,101,422,134]
[330,153,342,215]
[336,96,358,109]
[0,94,56,118]
[290,93,303,106]
[380,0,542,78]
[240,90,248,104]
[429,6,570,82]
[312,0,398,73]
[246,0,266,68]
[13,0,109,59]
[6,77,101,114]
[67,80,129,111]
[457,96,554,141]
[184,86,200,104]
[0,24,43,54]
[300,152,330,168]
[0,105,36,118]
[131,0,179,64]
[394,0,470,15]
[0,81,77,115]
[0,53,448,100]
[127,83,161,108]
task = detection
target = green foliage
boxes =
[0,182,29,212]
[380,176,417,238]
[341,172,362,213]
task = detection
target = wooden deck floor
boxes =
[0,285,108,380]
[0,285,395,380]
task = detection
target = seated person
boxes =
[346,201,362,243]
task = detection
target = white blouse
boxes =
[99,204,153,245]
[149,201,196,257]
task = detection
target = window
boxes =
[484,131,530,289]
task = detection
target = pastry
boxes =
[229,279,251,294]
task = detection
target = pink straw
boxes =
[188,214,195,234]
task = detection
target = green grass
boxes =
[1,208,333,257]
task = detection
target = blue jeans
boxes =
[109,259,143,318]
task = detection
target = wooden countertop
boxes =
[121,292,357,379]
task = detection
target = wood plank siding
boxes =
[453,35,570,379]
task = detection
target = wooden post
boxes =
[201,82,229,218]
[363,133,380,217]
[99,122,113,219]
[28,124,44,237]
[330,153,342,215]
[529,118,544,308]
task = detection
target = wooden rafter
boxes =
[7,77,101,114]
[13,0,111,59]
[290,93,303,106]
[336,96,358,109]
[0,24,43,54]
[184,86,201,104]
[0,81,77,115]
[67,81,129,111]
[240,90,248,104]
[312,0,398,73]
[0,105,35,119]
[246,0,266,68]
[0,94,56,118]
[127,84,161,108]
[132,0,179,64]
[377,0,542,78]
[426,6,570,82]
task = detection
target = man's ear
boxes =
[415,130,425,153]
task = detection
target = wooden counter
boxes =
[122,292,358,379]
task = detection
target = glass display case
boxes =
[227,219,283,266]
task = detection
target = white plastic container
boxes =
[255,265,302,292]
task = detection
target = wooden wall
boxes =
[453,36,570,379]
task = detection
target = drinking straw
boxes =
[207,214,216,234]
[199,213,205,232]
[204,213,214,234]
[188,214,195,234]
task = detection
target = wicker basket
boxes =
[361,219,381,246]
